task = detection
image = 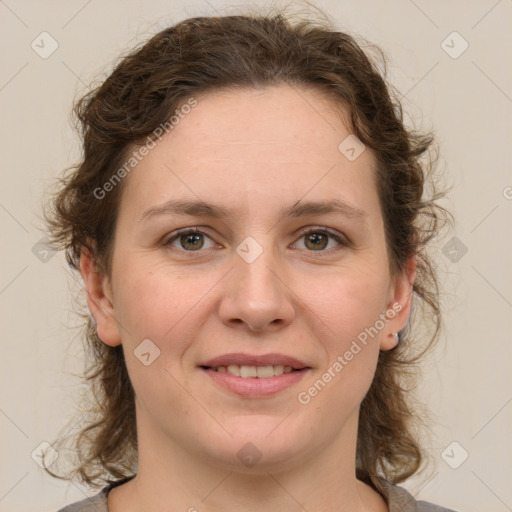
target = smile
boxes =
[204,364,297,378]
[198,352,312,397]
[199,366,310,398]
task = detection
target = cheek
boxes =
[305,285,383,415]
[112,260,200,340]
[310,267,388,387]
[317,266,389,341]
[112,264,201,412]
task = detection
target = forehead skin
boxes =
[113,85,387,273]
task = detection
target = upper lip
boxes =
[199,353,310,370]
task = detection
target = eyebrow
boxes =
[138,198,368,225]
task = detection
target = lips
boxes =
[199,352,310,370]
[199,354,312,397]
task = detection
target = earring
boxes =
[394,332,400,345]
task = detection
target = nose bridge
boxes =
[238,247,281,301]
[220,235,294,331]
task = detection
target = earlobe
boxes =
[79,245,122,347]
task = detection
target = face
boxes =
[83,85,415,474]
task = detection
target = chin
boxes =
[196,420,312,472]
[209,444,308,475]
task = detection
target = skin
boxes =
[81,85,416,512]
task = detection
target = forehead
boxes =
[119,85,380,225]
[169,85,355,161]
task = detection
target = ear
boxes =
[380,255,416,351]
[79,245,122,347]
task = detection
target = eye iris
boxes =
[305,232,328,250]
[181,233,204,250]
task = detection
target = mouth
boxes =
[199,364,302,378]
[198,353,311,398]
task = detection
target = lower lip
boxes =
[200,368,310,398]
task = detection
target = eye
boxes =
[164,228,216,252]
[293,228,347,252]
[163,227,348,254]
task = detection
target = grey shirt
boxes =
[57,476,458,511]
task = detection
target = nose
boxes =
[219,248,295,333]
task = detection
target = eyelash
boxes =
[162,227,348,255]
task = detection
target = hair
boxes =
[43,3,453,496]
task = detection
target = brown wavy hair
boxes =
[42,3,453,496]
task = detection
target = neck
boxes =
[108,405,387,512]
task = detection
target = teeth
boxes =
[240,365,257,378]
[216,364,294,378]
[227,365,240,376]
[257,365,280,378]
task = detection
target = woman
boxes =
[44,6,455,511]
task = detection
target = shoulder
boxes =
[56,475,135,512]
[378,478,459,512]
[56,487,108,512]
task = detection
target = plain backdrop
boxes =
[1,1,511,511]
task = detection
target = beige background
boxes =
[1,1,511,511]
